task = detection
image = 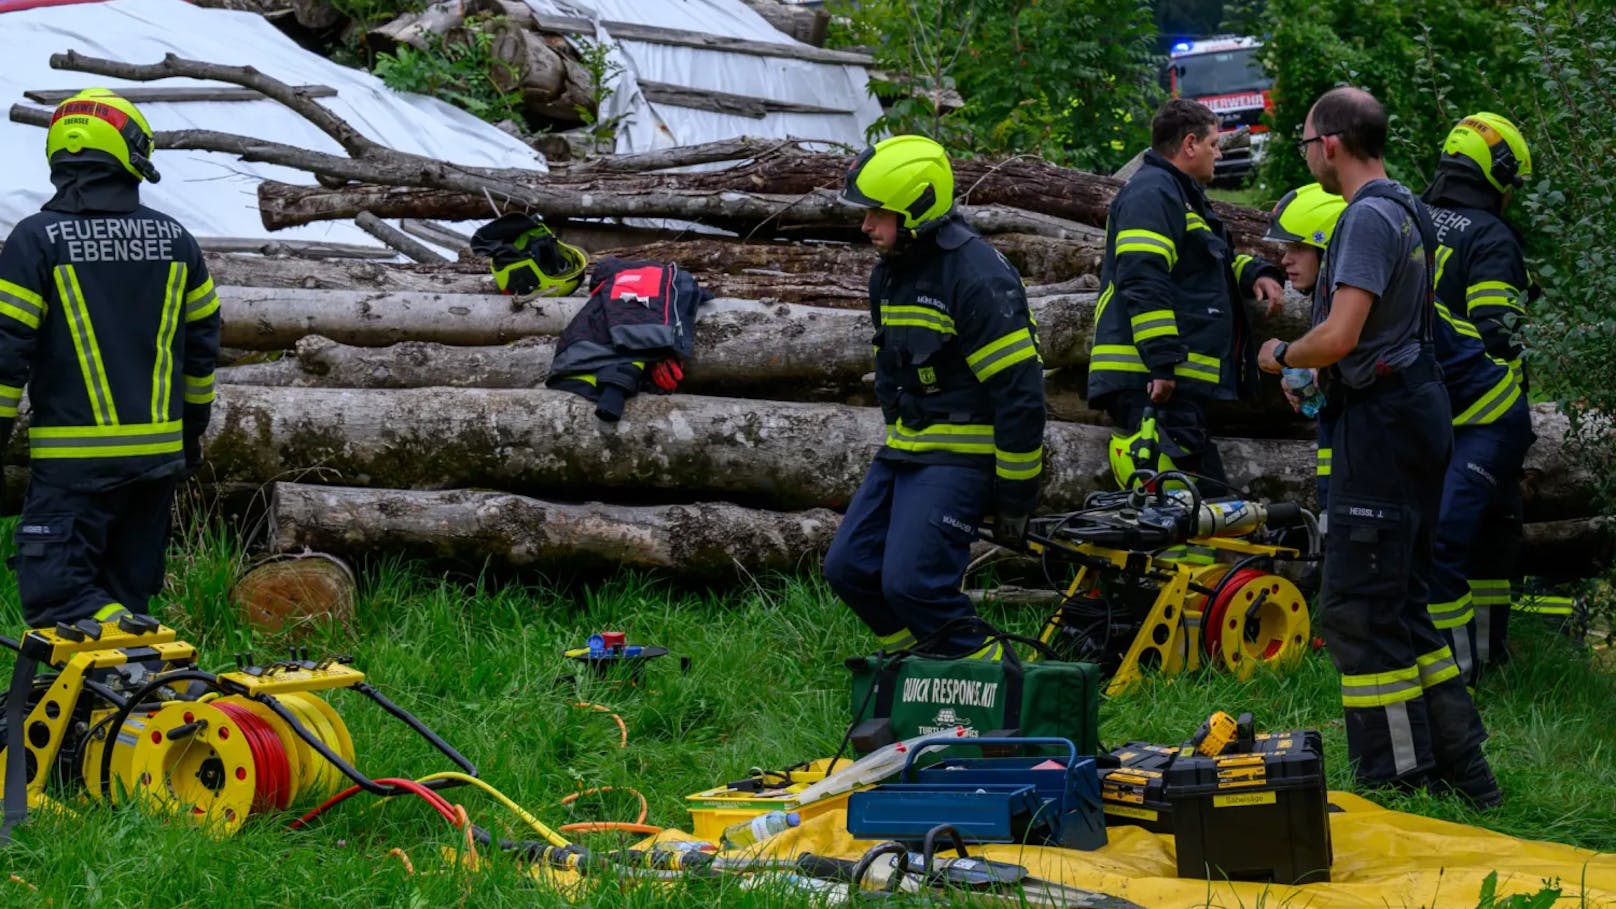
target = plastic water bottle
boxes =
[720,810,801,849]
[1282,368,1326,418]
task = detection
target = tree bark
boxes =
[355,211,448,263]
[254,152,1275,253]
[200,385,1317,512]
[364,0,463,54]
[1521,517,1613,578]
[268,483,840,577]
[487,20,593,120]
[256,180,1099,241]
[201,233,1103,301]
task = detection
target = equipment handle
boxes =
[1263,502,1304,528]
[901,736,1078,778]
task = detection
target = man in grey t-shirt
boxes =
[1257,87,1500,808]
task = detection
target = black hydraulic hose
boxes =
[353,682,477,778]
[97,669,223,800]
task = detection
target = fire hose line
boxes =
[413,771,573,848]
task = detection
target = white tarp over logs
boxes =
[0,0,547,247]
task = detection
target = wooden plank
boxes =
[528,12,875,66]
[197,237,397,260]
[23,85,337,105]
[638,80,852,118]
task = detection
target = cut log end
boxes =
[230,552,357,637]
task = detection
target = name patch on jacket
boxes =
[44,217,182,263]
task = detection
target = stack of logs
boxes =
[2,50,1605,586]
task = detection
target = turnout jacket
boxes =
[1424,201,1531,372]
[1086,150,1280,404]
[870,214,1046,516]
[0,205,219,492]
[547,258,712,419]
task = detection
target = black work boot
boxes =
[1431,750,1503,810]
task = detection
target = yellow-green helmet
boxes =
[839,135,954,231]
[1439,112,1531,193]
[1108,410,1179,489]
[1265,183,1345,250]
[46,88,160,183]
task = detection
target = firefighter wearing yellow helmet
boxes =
[1421,112,1536,669]
[1088,100,1286,494]
[0,89,219,629]
[824,135,1046,660]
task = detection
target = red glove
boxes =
[648,359,684,392]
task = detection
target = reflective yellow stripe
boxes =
[1416,646,1461,688]
[1514,594,1576,616]
[1233,254,1254,284]
[1452,372,1521,426]
[968,327,1038,381]
[1174,352,1220,383]
[880,305,956,334]
[1129,309,1179,343]
[184,277,219,322]
[152,263,186,422]
[1433,245,1455,290]
[1115,229,1177,269]
[54,265,118,426]
[1435,302,1483,340]
[1469,579,1512,607]
[0,278,45,329]
[1089,345,1219,384]
[0,382,20,419]
[92,602,128,621]
[886,419,994,454]
[1090,343,1150,374]
[1185,211,1210,233]
[1094,283,1115,325]
[1427,592,1475,630]
[1340,666,1422,708]
[995,446,1043,481]
[1316,447,1332,477]
[1466,280,1524,313]
[29,420,184,459]
[183,372,216,405]
[877,628,916,650]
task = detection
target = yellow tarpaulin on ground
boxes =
[739,791,1616,908]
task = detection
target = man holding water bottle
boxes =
[1256,88,1499,808]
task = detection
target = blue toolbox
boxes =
[845,737,1106,849]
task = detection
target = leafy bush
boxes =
[828,0,1161,172]
[1508,1,1616,505]
[1252,0,1535,193]
[372,18,524,126]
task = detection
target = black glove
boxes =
[990,511,1030,549]
[184,436,204,474]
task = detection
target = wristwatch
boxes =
[1274,341,1291,367]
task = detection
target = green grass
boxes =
[0,517,1610,907]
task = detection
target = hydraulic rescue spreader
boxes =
[1019,471,1318,695]
[0,613,474,835]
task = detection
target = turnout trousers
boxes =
[822,459,992,657]
[1426,403,1535,684]
[11,475,180,628]
[1319,370,1489,787]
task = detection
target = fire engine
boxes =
[1166,36,1274,182]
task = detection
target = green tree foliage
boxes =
[1507,2,1616,501]
[830,0,1162,172]
[372,16,525,127]
[1253,0,1535,194]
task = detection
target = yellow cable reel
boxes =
[1200,569,1310,678]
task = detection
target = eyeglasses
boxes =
[1296,132,1339,157]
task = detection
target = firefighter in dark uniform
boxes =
[1258,88,1498,807]
[1089,99,1285,488]
[822,135,1045,659]
[1269,183,1534,688]
[1422,112,1536,668]
[0,89,220,629]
